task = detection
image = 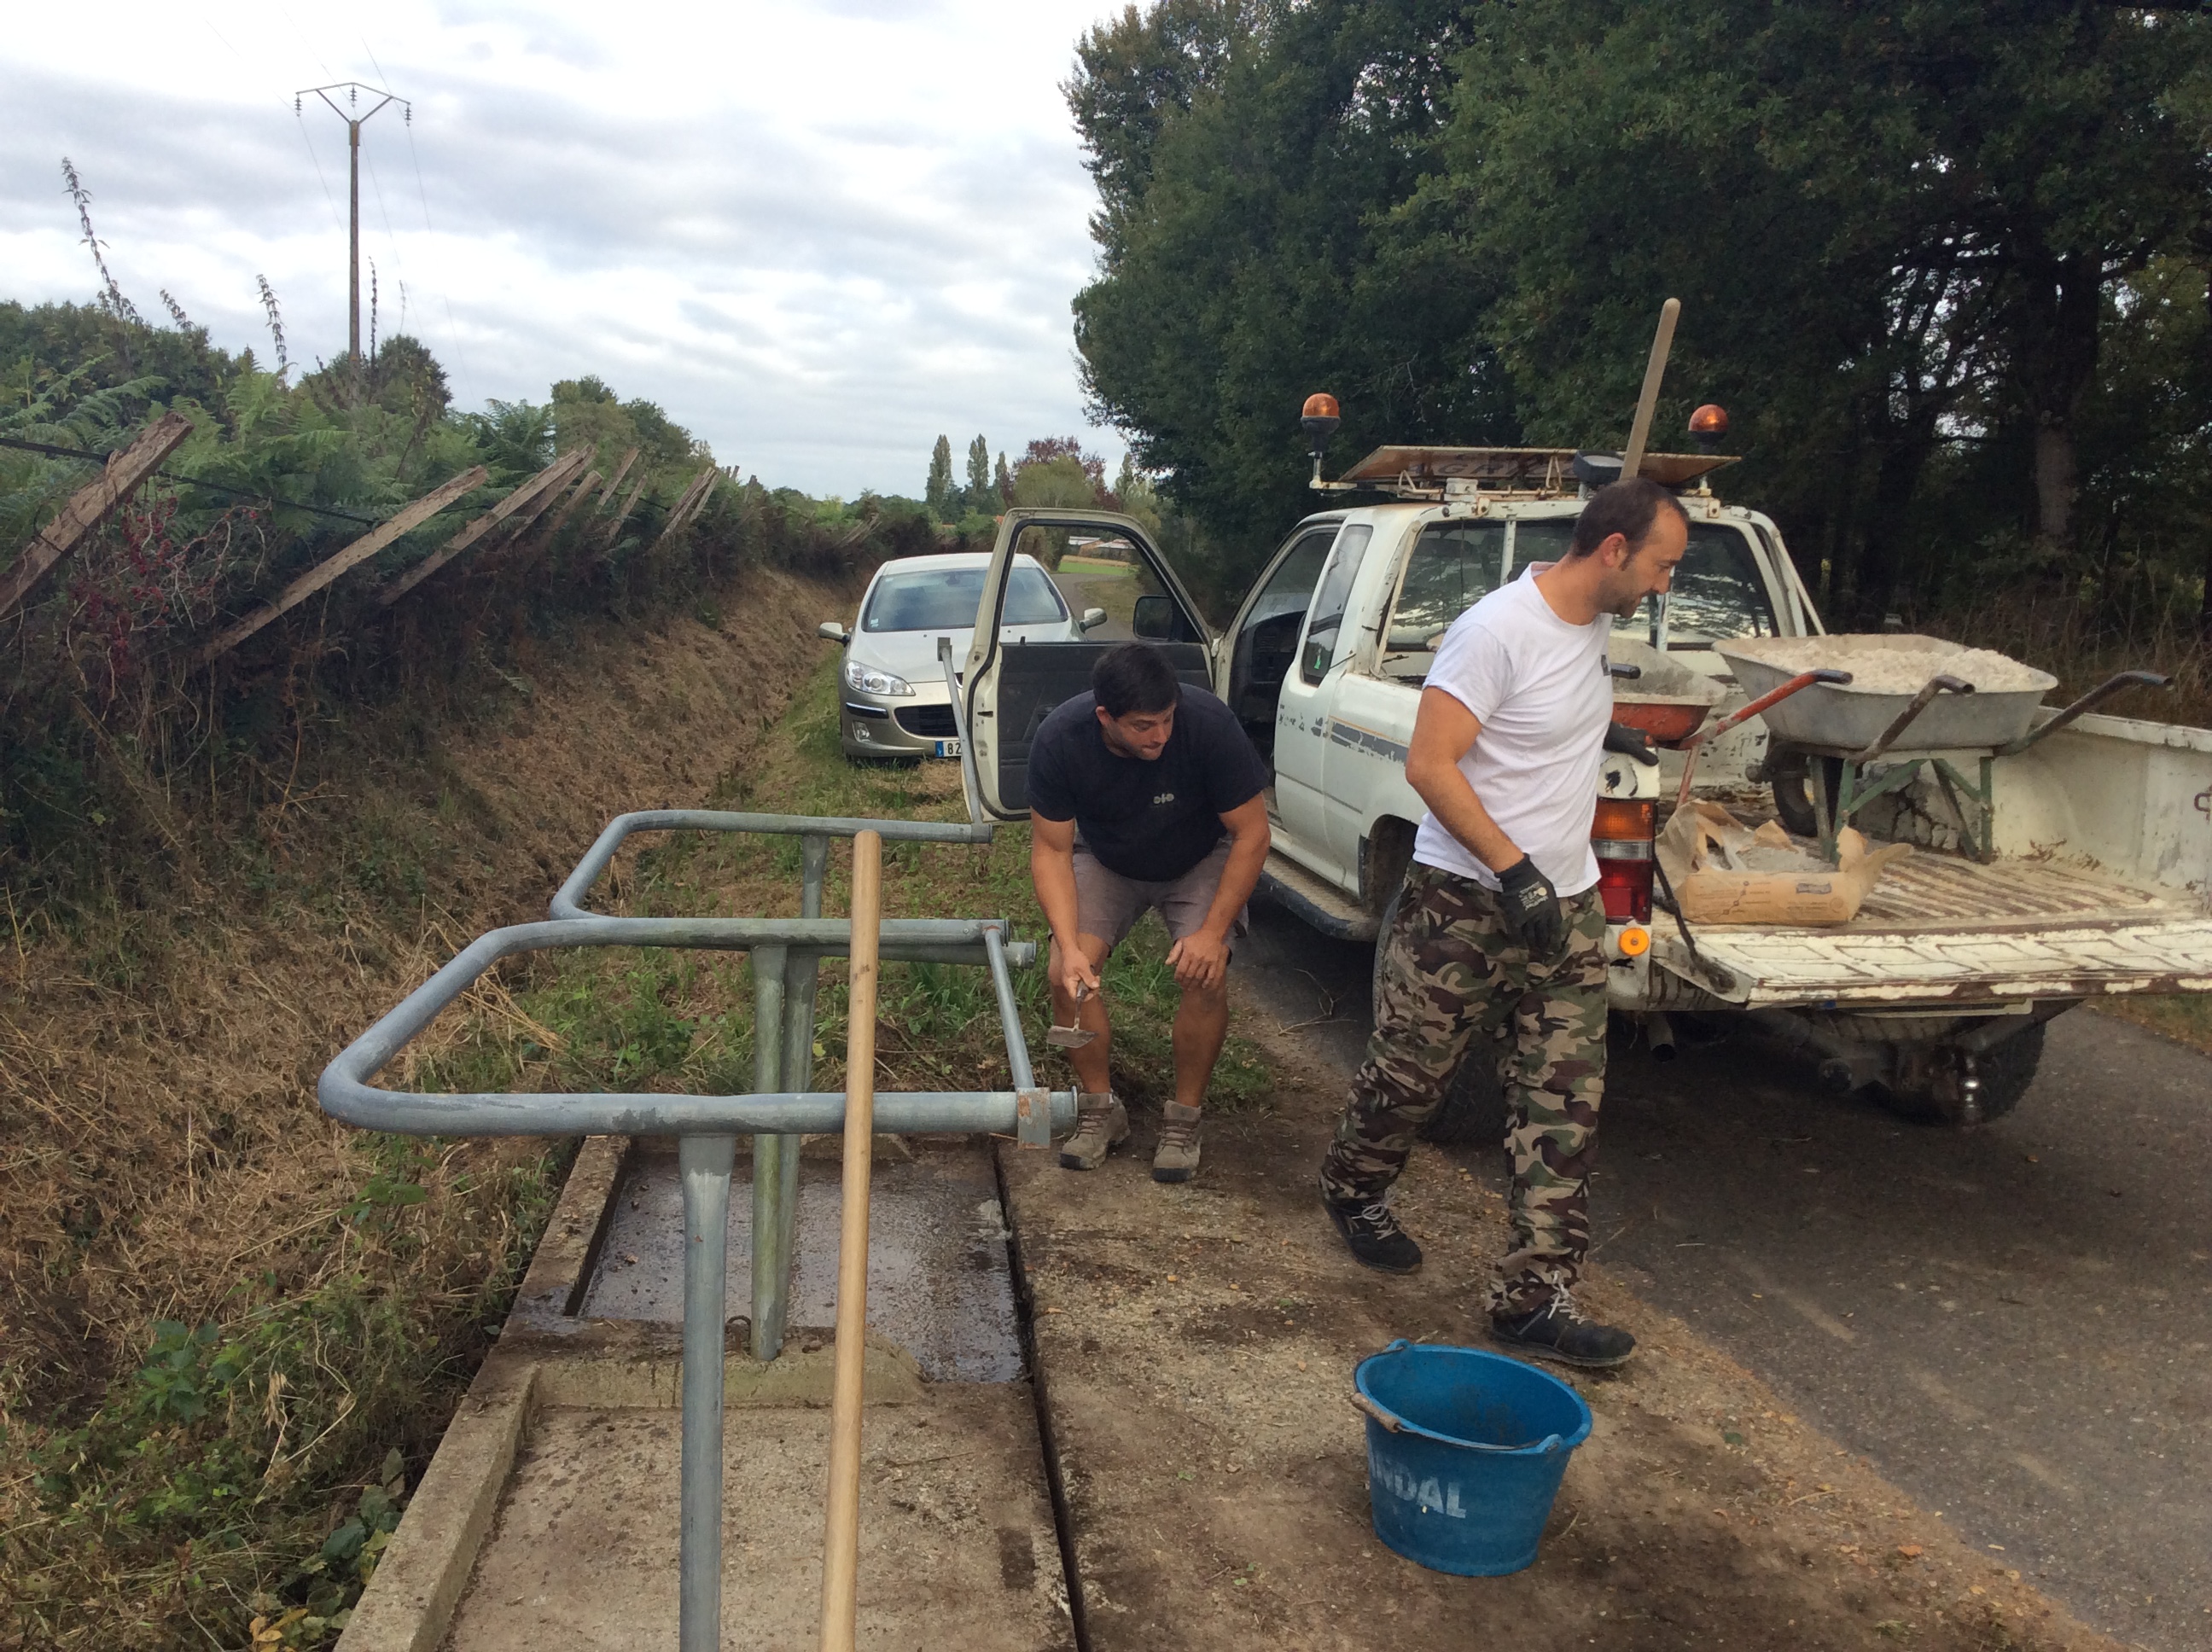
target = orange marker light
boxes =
[1303,392,1341,420]
[1689,404,1729,437]
[1617,925,1652,957]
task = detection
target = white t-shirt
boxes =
[1411,568,1611,895]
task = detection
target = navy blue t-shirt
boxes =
[1026,687,1269,882]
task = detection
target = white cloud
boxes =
[0,0,1124,496]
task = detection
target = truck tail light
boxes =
[1592,798,1656,924]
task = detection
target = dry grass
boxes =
[0,565,858,1649]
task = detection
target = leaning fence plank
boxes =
[535,469,600,546]
[652,466,719,550]
[601,473,650,549]
[598,447,640,510]
[0,412,194,619]
[378,449,591,606]
[502,445,594,544]
[194,464,488,664]
[679,468,724,529]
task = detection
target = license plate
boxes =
[933,738,962,759]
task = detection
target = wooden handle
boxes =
[1621,297,1681,482]
[818,829,883,1652]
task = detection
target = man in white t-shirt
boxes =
[1317,478,1688,1368]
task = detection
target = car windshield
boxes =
[862,565,1067,632]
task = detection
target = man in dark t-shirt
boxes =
[1028,642,1271,1183]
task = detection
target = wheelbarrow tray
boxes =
[1715,635,2057,753]
[1610,697,1713,747]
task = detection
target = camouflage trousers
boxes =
[1318,862,1610,1318]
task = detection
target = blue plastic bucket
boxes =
[1353,1339,1592,1576]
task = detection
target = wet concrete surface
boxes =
[580,1140,1023,1382]
[1236,899,2212,1650]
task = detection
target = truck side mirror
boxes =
[1132,594,1179,641]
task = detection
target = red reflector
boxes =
[1596,856,1653,924]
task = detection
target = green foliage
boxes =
[925,433,956,519]
[1071,0,2212,648]
[9,1138,567,1649]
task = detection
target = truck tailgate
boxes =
[1653,852,2212,1007]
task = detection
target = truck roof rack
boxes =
[1333,445,1738,501]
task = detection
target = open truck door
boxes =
[961,509,1215,819]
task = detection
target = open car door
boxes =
[961,509,1216,819]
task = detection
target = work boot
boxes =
[1489,1291,1636,1370]
[1152,1102,1203,1183]
[1058,1092,1128,1171]
[1319,1186,1423,1274]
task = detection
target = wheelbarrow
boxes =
[1715,637,2171,863]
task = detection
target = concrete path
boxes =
[1235,902,2212,1651]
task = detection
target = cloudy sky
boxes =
[0,1,1128,497]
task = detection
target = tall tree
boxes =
[964,434,992,515]
[1070,0,1506,590]
[924,433,954,520]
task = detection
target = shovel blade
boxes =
[1046,1024,1096,1049]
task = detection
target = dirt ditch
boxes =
[1000,1012,2124,1652]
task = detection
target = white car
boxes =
[818,550,1104,760]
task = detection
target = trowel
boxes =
[1046,982,1097,1049]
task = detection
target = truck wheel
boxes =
[1768,747,1841,840]
[1880,1021,2046,1127]
[1369,880,1511,1148]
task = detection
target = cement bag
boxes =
[1656,801,1911,927]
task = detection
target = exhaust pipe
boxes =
[1745,1009,1889,1093]
[1644,1012,1678,1063]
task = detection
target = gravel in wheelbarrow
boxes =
[1714,634,2057,753]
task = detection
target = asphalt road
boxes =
[1236,901,2212,1652]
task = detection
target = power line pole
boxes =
[296,81,409,363]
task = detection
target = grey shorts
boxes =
[1072,839,1250,956]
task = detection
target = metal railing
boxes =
[319,806,1066,1652]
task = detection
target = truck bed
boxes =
[1654,849,2212,1009]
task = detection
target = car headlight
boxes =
[844,659,914,697]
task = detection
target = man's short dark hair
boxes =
[1092,641,1182,718]
[1569,476,1690,557]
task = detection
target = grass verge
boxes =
[434,654,1277,1115]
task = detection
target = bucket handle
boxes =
[1350,1392,1403,1432]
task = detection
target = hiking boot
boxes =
[1058,1092,1128,1171]
[1319,1187,1423,1275]
[1152,1103,1202,1183]
[1489,1292,1636,1370]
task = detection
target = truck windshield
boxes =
[864,565,1067,631]
[1511,517,1773,649]
[1387,521,1509,653]
[1665,526,1778,646]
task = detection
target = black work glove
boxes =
[1604,719,1660,765]
[1495,856,1565,961]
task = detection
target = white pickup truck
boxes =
[958,462,2212,1129]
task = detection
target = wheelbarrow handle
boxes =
[1994,669,2174,758]
[1853,672,1975,764]
[1674,667,1854,811]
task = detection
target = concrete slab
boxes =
[440,1393,1071,1652]
[582,1140,1022,1382]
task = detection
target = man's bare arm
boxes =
[1404,686,1524,874]
[1029,813,1101,997]
[1165,794,1271,989]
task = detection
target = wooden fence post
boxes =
[601,473,650,550]
[598,447,640,510]
[498,445,594,548]
[652,466,719,550]
[0,412,194,619]
[377,449,592,606]
[194,465,488,665]
[533,469,601,547]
